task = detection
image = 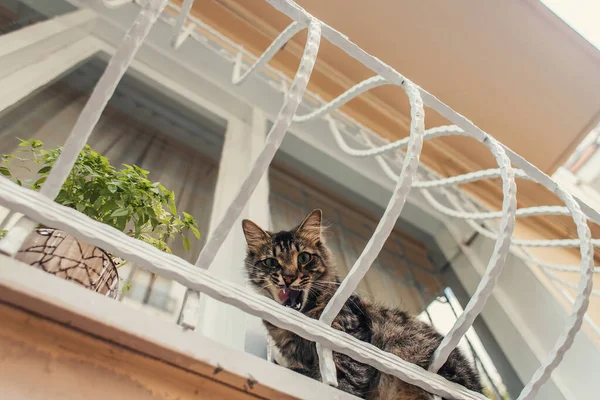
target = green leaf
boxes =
[93,197,103,209]
[139,211,149,225]
[183,236,191,252]
[110,208,129,218]
[38,166,52,174]
[115,216,127,232]
[191,225,201,239]
[121,281,132,294]
[76,202,86,212]
[101,200,117,216]
[0,166,11,176]
[34,177,46,186]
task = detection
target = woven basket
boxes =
[15,228,119,299]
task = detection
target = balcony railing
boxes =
[0,0,598,399]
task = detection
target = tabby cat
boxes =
[242,209,483,400]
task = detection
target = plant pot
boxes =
[15,228,119,299]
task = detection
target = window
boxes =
[419,289,511,400]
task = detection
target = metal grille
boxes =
[0,1,597,399]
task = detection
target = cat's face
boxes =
[242,209,334,312]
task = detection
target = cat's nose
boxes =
[282,275,296,286]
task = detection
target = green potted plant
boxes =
[0,139,201,298]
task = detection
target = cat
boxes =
[242,209,483,400]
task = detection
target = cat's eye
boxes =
[262,258,277,268]
[298,252,311,265]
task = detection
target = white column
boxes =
[192,108,270,352]
[243,109,271,358]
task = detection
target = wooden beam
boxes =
[0,303,268,400]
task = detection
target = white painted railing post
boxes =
[243,108,273,357]
[192,110,271,351]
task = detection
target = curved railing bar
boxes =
[517,189,593,399]
[102,0,133,8]
[440,187,599,250]
[327,119,464,157]
[329,118,600,247]
[367,126,596,284]
[538,260,600,340]
[231,21,305,86]
[427,199,569,220]
[312,64,594,390]
[414,168,529,188]
[433,191,600,285]
[515,250,599,273]
[193,20,321,271]
[170,0,195,48]
[430,152,516,371]
[545,273,600,297]
[432,187,600,298]
[431,177,596,399]
[419,175,597,395]
[316,77,426,386]
[355,123,518,374]
[293,75,387,122]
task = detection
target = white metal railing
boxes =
[0,0,597,399]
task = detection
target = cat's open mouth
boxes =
[278,288,305,310]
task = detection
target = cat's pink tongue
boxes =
[278,288,289,302]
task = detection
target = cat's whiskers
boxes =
[314,280,341,286]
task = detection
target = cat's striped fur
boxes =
[242,209,483,399]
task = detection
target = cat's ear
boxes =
[297,209,322,242]
[242,219,270,248]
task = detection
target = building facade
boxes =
[0,1,599,399]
